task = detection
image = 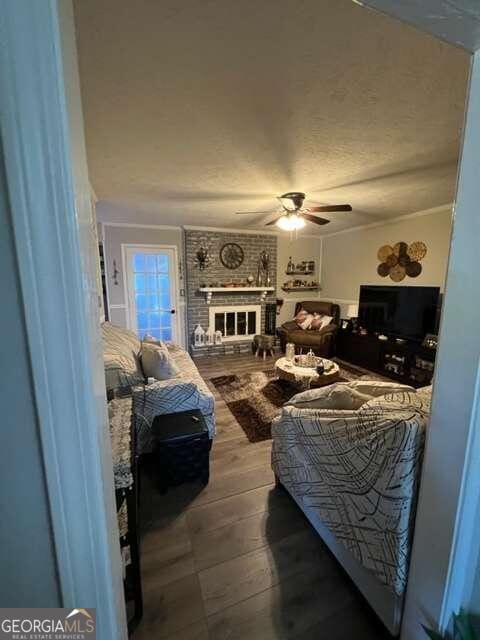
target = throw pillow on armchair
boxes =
[294,308,314,330]
[279,300,341,358]
[310,313,333,331]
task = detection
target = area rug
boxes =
[209,359,386,442]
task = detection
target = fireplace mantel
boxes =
[198,286,275,304]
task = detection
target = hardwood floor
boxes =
[133,353,391,640]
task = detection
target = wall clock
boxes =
[219,243,244,269]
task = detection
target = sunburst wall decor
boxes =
[377,241,427,281]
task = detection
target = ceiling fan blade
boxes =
[236,210,278,215]
[306,204,352,213]
[301,213,330,226]
[265,217,283,226]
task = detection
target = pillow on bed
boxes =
[140,342,180,380]
[286,383,372,410]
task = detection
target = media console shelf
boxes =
[336,330,436,388]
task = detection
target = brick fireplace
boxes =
[185,229,277,356]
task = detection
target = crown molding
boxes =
[102,221,183,231]
[99,206,452,241]
[182,224,279,236]
[181,224,323,239]
[319,204,453,239]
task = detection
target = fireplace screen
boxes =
[210,305,260,341]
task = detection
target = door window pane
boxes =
[160,327,172,341]
[134,254,145,271]
[149,312,160,329]
[136,294,147,311]
[131,251,174,341]
[135,274,146,293]
[157,255,168,272]
[137,312,148,333]
[158,274,169,293]
[159,311,170,326]
[148,294,159,310]
[146,274,156,291]
[145,254,157,272]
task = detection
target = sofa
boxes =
[271,380,430,635]
[102,322,215,455]
[277,300,340,357]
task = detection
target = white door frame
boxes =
[121,243,181,342]
[401,52,480,639]
[2,1,480,640]
[0,1,126,637]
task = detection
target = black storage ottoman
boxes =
[151,409,211,493]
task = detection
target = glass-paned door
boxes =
[124,245,178,342]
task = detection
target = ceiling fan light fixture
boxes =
[276,213,306,231]
[279,197,296,212]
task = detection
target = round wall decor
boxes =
[377,241,427,281]
[219,242,244,269]
[377,245,392,262]
[390,264,406,282]
[407,241,427,261]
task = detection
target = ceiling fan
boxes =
[236,192,352,230]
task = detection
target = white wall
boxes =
[102,223,186,345]
[320,206,452,316]
[276,234,322,324]
[0,140,61,607]
[102,222,322,332]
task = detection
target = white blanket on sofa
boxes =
[132,343,215,454]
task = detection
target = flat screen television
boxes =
[358,285,440,341]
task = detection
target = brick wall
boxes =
[185,229,277,354]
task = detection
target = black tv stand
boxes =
[336,330,436,387]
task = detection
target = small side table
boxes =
[152,409,211,493]
[253,334,275,359]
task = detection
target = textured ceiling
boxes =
[74,0,470,234]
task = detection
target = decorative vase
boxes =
[286,343,295,362]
